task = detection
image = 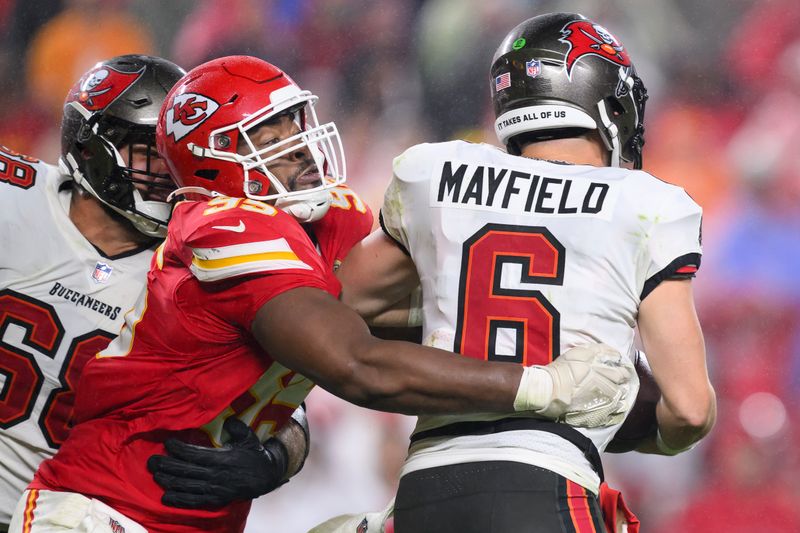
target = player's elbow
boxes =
[667,383,716,435]
[328,368,398,410]
[320,343,399,409]
[674,407,713,438]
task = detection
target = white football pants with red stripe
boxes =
[9,490,146,533]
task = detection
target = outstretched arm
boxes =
[255,286,519,414]
[149,289,636,508]
[253,286,636,420]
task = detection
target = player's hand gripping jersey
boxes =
[31,189,372,533]
[0,147,153,524]
[381,141,701,493]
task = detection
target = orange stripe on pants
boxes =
[22,489,39,533]
[566,480,598,533]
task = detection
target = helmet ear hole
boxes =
[129,97,151,108]
[604,97,626,118]
[194,169,219,181]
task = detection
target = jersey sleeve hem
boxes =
[641,252,701,301]
[378,210,411,257]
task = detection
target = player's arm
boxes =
[635,279,716,454]
[154,286,634,509]
[336,228,420,326]
[275,405,310,478]
[253,286,636,419]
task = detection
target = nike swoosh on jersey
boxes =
[211,220,246,233]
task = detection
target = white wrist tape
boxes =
[513,366,553,412]
[407,285,423,327]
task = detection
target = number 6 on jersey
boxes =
[454,224,564,366]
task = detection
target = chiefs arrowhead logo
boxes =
[68,65,144,111]
[163,93,220,142]
[559,20,631,79]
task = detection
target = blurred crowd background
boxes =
[2,0,799,531]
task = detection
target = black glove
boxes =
[147,417,289,509]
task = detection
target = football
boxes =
[605,350,661,453]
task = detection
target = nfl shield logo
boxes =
[92,262,113,284]
[526,59,542,78]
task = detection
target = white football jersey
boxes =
[0,148,153,523]
[381,141,702,492]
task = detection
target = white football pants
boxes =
[9,490,146,533]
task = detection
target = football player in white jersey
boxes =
[331,12,717,533]
[0,55,190,530]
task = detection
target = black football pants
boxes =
[394,461,605,533]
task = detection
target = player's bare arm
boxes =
[275,407,310,479]
[256,286,519,414]
[253,286,636,419]
[337,229,419,325]
[636,279,716,454]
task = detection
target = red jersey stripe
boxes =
[566,480,598,533]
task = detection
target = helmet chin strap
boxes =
[167,186,219,202]
[275,189,332,223]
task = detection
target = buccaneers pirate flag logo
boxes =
[69,65,144,111]
[559,20,631,79]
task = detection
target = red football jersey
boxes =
[309,184,374,271]
[31,191,371,533]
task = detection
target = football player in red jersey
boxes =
[11,56,637,533]
[1,55,316,532]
